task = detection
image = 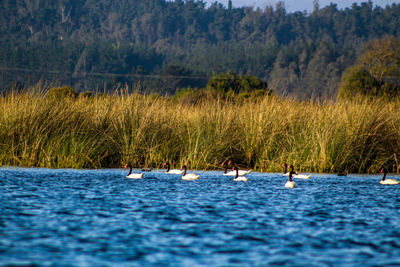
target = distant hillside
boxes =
[1,0,400,98]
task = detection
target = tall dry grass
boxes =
[1,89,399,173]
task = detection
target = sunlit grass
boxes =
[1,88,399,173]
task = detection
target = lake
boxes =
[1,168,400,266]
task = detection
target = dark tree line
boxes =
[1,0,400,97]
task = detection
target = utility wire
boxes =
[0,66,210,80]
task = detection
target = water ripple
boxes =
[1,169,400,266]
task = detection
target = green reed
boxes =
[1,89,399,173]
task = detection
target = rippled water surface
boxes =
[1,168,400,266]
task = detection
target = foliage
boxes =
[1,1,400,97]
[339,36,400,98]
[206,72,270,96]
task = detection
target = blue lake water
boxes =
[1,168,400,266]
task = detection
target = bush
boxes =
[206,72,272,96]
[46,86,78,99]
[338,66,379,98]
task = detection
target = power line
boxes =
[0,66,210,80]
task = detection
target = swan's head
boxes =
[289,165,294,170]
[124,164,130,168]
[380,168,387,174]
[163,162,169,166]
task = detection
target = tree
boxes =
[339,36,400,98]
[360,36,400,87]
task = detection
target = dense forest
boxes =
[1,0,400,98]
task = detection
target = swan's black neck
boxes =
[127,165,132,175]
[288,171,294,182]
[234,166,239,178]
[382,172,387,181]
[182,165,187,176]
[165,162,170,172]
[289,165,296,175]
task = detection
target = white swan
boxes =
[380,169,400,185]
[285,171,296,188]
[232,166,248,181]
[124,164,144,179]
[181,165,199,180]
[163,162,184,174]
[223,161,252,176]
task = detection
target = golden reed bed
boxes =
[1,89,399,173]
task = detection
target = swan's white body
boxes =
[126,173,144,179]
[124,164,143,179]
[293,174,311,179]
[181,165,199,180]
[182,173,199,180]
[380,170,400,185]
[231,166,249,181]
[234,176,248,182]
[164,162,184,174]
[224,170,252,176]
[283,173,310,179]
[166,169,184,174]
[285,181,295,188]
[381,179,400,185]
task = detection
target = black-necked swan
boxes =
[223,161,252,176]
[285,171,296,188]
[380,169,400,185]
[286,164,311,179]
[232,166,248,181]
[124,164,144,179]
[181,165,199,180]
[163,162,184,174]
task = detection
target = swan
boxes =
[181,165,199,180]
[380,169,400,185]
[232,166,248,181]
[124,164,144,179]
[163,162,184,174]
[285,171,296,188]
[223,161,252,176]
[283,164,311,179]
